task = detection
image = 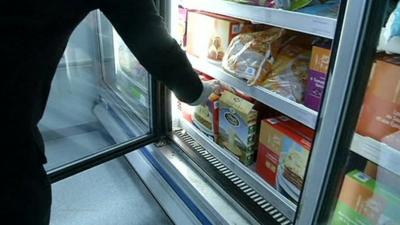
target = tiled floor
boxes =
[50,157,173,225]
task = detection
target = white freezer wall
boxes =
[39,12,102,132]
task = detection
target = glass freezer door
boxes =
[39,11,161,181]
[314,1,400,224]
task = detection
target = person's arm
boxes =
[99,0,206,104]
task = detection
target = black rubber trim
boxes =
[48,135,158,183]
[171,133,281,225]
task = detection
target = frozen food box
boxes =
[356,56,400,150]
[218,91,259,165]
[256,116,314,200]
[256,118,283,187]
[186,11,252,63]
[304,46,332,111]
[332,170,400,225]
[192,76,220,141]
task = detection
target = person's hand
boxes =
[204,79,222,100]
[189,79,222,106]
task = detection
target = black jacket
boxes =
[1,0,202,165]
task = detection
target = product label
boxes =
[375,110,400,129]
[256,143,279,187]
[304,70,326,111]
[224,112,240,127]
[232,24,242,34]
[357,93,400,141]
[245,66,257,76]
[309,46,331,74]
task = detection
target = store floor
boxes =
[50,157,174,225]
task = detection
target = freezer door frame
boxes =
[47,5,171,183]
[296,0,390,224]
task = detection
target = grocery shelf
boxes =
[178,118,297,221]
[188,55,318,129]
[351,133,400,177]
[180,0,337,39]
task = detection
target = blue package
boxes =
[297,0,339,18]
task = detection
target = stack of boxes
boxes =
[178,7,321,189]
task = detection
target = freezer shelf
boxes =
[351,133,400,177]
[180,0,337,39]
[188,55,318,129]
[178,117,296,221]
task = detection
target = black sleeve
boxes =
[99,0,202,103]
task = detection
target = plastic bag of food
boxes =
[223,28,317,102]
[261,42,311,102]
[222,28,287,85]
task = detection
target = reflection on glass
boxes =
[330,2,400,224]
[331,167,400,225]
[333,55,400,225]
[39,11,151,171]
[332,58,400,225]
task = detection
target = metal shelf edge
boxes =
[188,55,318,129]
[180,0,337,39]
[351,133,400,177]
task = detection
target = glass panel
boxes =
[330,1,400,224]
[39,11,151,171]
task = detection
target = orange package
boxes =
[356,56,400,150]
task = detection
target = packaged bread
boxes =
[223,28,316,102]
[261,41,312,103]
[222,28,287,85]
